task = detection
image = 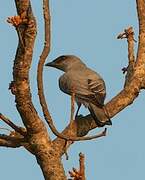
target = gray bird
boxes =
[45,55,112,127]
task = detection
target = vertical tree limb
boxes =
[11,1,64,180]
[13,0,45,133]
[117,27,136,86]
[79,153,86,180]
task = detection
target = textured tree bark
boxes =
[1,0,145,180]
[10,1,67,179]
[36,150,67,180]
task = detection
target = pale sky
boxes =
[0,1,145,180]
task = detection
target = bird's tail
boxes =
[88,103,112,127]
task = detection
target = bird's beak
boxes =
[45,59,63,71]
[45,61,55,67]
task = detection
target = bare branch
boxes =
[135,1,145,89]
[117,27,136,86]
[37,0,70,140]
[0,138,21,148]
[0,134,24,148]
[136,0,145,70]
[68,153,86,180]
[0,134,23,141]
[37,0,57,136]
[11,0,48,135]
[0,113,26,136]
[79,153,86,180]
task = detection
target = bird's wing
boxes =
[75,78,106,107]
[87,78,106,106]
[59,72,106,107]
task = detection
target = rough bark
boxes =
[1,0,145,180]
[3,0,67,179]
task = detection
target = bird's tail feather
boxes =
[88,103,112,127]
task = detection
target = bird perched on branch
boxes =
[45,55,112,127]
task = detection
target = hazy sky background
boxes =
[0,1,145,180]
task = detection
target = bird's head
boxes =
[45,55,85,72]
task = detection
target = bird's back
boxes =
[59,66,106,106]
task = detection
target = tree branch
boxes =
[0,113,26,136]
[69,153,86,180]
[0,134,24,148]
[136,0,145,88]
[0,138,21,148]
[117,26,136,86]
[12,0,47,135]
[136,0,145,66]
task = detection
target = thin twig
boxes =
[0,134,24,141]
[0,138,21,148]
[117,27,136,86]
[79,153,86,180]
[0,133,24,147]
[69,152,86,180]
[0,113,26,136]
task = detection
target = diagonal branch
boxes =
[0,138,22,148]
[0,113,26,136]
[0,134,24,148]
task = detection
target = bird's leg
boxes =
[63,91,75,159]
[75,103,81,118]
[70,91,75,124]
